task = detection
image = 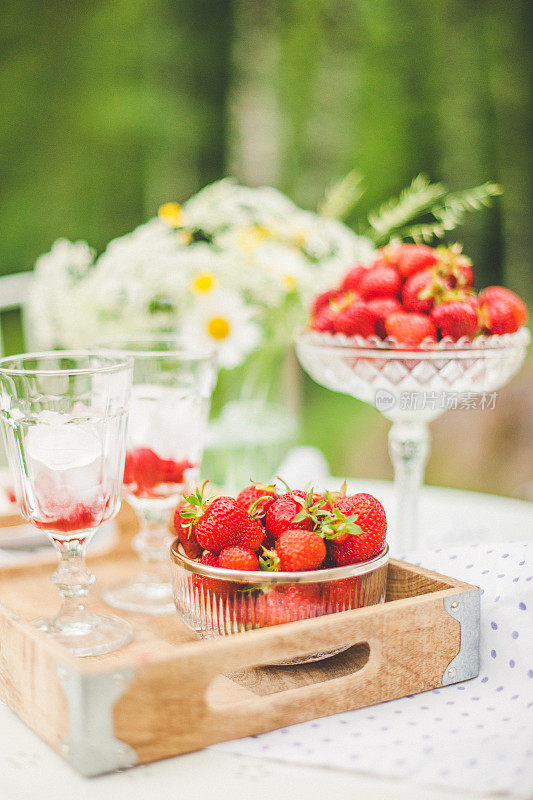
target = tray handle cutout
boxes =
[200,617,382,729]
[207,641,372,709]
[204,641,379,729]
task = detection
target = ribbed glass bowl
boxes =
[170,541,389,663]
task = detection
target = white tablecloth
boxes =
[215,539,533,798]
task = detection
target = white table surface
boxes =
[1,479,532,800]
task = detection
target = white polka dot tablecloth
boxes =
[213,541,533,799]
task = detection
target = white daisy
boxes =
[28,178,375,366]
[181,289,262,369]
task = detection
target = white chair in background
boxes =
[0,271,33,465]
[0,271,33,355]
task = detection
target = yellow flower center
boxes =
[238,224,271,251]
[207,316,231,341]
[158,202,182,227]
[283,274,298,291]
[192,271,217,294]
[293,230,306,247]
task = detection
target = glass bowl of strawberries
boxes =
[296,243,530,553]
[170,481,389,663]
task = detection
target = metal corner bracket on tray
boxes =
[441,588,481,686]
[57,663,138,776]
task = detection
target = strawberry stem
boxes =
[259,548,280,571]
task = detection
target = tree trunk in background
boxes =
[274,0,325,201]
[351,0,441,215]
[143,0,233,211]
[483,0,533,296]
[427,0,504,287]
[0,0,148,268]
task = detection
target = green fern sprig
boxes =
[364,176,501,245]
[318,170,364,219]
[437,182,502,224]
[365,175,446,242]
[381,181,502,244]
[396,221,450,244]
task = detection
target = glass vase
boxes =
[204,344,299,493]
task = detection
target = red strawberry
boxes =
[333,299,375,337]
[454,262,474,289]
[370,244,400,270]
[218,546,259,571]
[328,493,387,565]
[430,301,478,341]
[326,576,362,610]
[312,288,341,317]
[340,264,367,293]
[359,265,402,300]
[366,296,402,338]
[123,452,135,485]
[264,584,320,625]
[200,551,219,567]
[480,297,520,335]
[265,491,314,540]
[159,458,194,484]
[260,528,276,550]
[402,268,441,314]
[236,482,278,522]
[130,448,160,489]
[172,501,203,559]
[479,287,527,329]
[193,551,235,600]
[395,244,439,278]
[310,304,336,333]
[385,311,436,347]
[436,243,474,289]
[195,496,263,555]
[276,529,327,572]
[464,293,480,312]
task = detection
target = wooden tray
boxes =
[0,506,480,776]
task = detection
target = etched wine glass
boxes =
[99,339,217,614]
[296,328,529,554]
[0,351,133,656]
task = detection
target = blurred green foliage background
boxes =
[1,0,532,497]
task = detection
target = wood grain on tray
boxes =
[0,505,479,775]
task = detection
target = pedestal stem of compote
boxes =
[388,420,430,555]
[133,511,172,586]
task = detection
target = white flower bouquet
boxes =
[28,178,373,369]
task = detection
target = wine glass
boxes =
[0,351,133,656]
[99,338,217,614]
[296,328,530,553]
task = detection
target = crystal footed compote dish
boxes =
[98,339,217,615]
[0,351,133,656]
[296,328,530,554]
